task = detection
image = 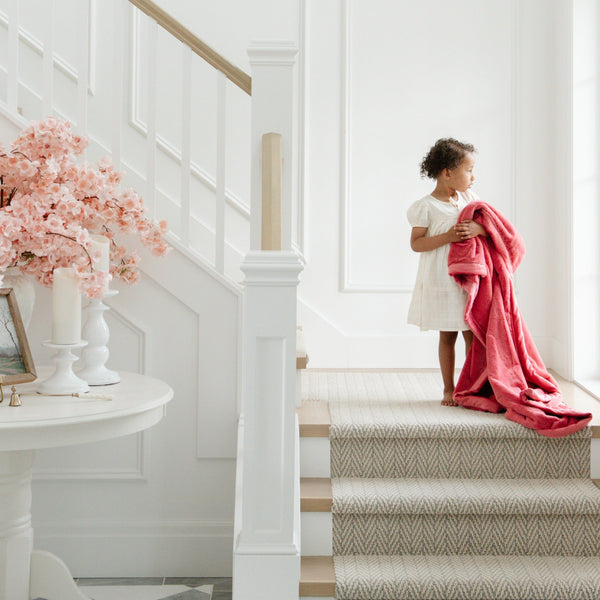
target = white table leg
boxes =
[0,451,89,600]
[30,550,90,600]
[0,451,34,600]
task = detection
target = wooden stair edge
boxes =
[300,555,335,597]
[301,477,332,512]
[297,402,331,437]
[297,354,309,370]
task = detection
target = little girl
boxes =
[407,138,487,406]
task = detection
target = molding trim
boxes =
[33,304,151,482]
[339,0,351,293]
[34,518,233,539]
[0,1,97,96]
[105,304,151,375]
[510,0,519,226]
[339,0,519,293]
[129,7,251,220]
[32,436,145,481]
[296,0,308,258]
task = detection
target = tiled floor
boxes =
[74,577,232,600]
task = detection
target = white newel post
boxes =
[233,42,302,600]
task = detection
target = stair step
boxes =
[301,478,333,555]
[301,478,332,511]
[298,402,330,437]
[299,403,331,478]
[331,430,590,479]
[332,477,600,515]
[300,555,335,597]
[333,554,600,600]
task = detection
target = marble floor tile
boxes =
[77,584,212,600]
[78,577,165,586]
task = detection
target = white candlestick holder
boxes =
[78,289,120,386]
[38,341,89,395]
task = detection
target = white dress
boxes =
[407,190,478,331]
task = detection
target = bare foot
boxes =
[441,391,458,406]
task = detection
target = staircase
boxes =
[299,370,600,600]
[2,2,303,596]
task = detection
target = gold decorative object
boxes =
[9,386,21,407]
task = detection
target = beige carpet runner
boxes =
[302,371,600,600]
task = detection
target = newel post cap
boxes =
[247,41,299,66]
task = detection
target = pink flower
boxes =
[0,116,170,296]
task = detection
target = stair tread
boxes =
[298,402,331,437]
[300,555,335,596]
[301,477,332,511]
[331,477,600,515]
[333,554,600,599]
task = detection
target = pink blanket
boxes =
[448,201,591,437]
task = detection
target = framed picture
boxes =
[0,289,36,384]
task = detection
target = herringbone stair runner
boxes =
[301,370,600,600]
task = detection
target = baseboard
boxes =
[32,519,234,577]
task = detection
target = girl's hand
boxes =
[454,219,487,240]
[446,226,463,243]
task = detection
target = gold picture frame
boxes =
[0,289,36,385]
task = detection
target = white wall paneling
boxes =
[339,0,516,294]
[0,0,97,108]
[6,0,19,112]
[297,0,563,368]
[33,519,234,577]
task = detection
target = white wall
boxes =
[299,0,572,372]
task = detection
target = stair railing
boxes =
[1,0,251,281]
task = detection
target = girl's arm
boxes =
[410,226,461,252]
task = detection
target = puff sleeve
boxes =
[407,199,430,228]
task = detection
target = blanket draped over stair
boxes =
[447,200,592,438]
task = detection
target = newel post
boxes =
[233,42,302,600]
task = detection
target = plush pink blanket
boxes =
[448,201,591,437]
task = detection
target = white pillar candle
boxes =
[52,267,81,344]
[89,234,110,273]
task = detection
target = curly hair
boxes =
[419,138,476,179]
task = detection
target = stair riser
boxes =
[331,437,589,479]
[300,438,330,478]
[301,512,333,555]
[332,513,600,555]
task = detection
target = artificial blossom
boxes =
[0,116,169,297]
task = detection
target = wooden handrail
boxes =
[127,0,252,95]
[261,133,283,251]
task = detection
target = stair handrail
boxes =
[127,0,252,95]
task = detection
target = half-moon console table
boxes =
[0,370,174,600]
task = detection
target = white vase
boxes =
[2,267,35,330]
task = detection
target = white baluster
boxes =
[42,0,54,117]
[181,45,192,246]
[77,0,90,136]
[216,72,227,274]
[111,0,125,170]
[7,0,19,113]
[145,18,158,219]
